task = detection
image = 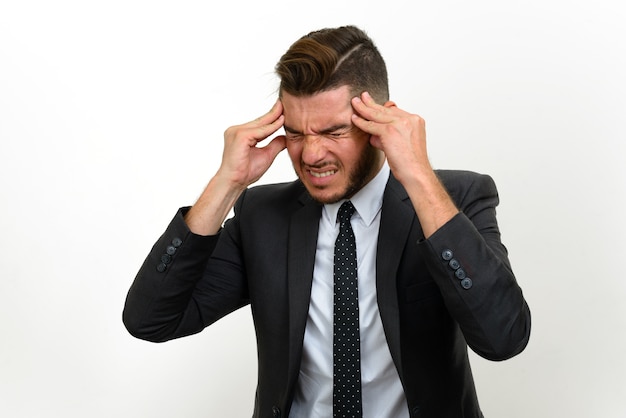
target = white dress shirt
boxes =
[290,163,410,417]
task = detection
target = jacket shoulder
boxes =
[243,179,308,205]
[434,169,499,209]
[233,179,315,219]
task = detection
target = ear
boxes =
[383,100,397,109]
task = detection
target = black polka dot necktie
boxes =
[333,201,362,418]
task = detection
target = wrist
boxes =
[185,174,245,236]
[402,169,459,239]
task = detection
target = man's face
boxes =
[282,86,384,204]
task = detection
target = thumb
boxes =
[261,135,287,162]
[369,135,383,150]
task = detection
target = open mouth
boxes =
[309,170,337,178]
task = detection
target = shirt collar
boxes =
[323,161,390,228]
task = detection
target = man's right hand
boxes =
[184,101,286,236]
[217,99,287,189]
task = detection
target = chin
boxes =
[305,185,354,205]
[295,169,355,204]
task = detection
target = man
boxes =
[123,25,531,418]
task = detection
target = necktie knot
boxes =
[337,201,356,225]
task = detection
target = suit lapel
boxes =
[377,176,419,372]
[285,192,322,395]
[282,177,419,397]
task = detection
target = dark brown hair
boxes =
[275,26,389,103]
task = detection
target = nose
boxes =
[300,135,327,165]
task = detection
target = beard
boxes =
[298,142,382,204]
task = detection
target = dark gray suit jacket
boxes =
[123,170,531,418]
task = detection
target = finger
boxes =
[250,114,284,144]
[225,110,284,149]
[369,135,383,150]
[247,135,287,184]
[250,99,284,128]
[351,112,386,137]
[351,92,394,123]
[262,135,287,158]
[241,100,284,143]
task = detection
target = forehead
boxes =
[281,86,354,129]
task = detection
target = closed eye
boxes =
[321,126,353,139]
[285,132,303,141]
[283,124,355,141]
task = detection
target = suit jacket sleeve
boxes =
[122,205,250,342]
[418,171,531,360]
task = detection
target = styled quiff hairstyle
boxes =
[275,26,389,103]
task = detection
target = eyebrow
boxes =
[283,123,352,135]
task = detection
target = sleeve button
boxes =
[442,249,453,260]
[449,259,460,270]
[461,277,473,289]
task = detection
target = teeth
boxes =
[310,170,335,178]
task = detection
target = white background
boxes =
[1,0,625,416]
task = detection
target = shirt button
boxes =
[272,406,281,417]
